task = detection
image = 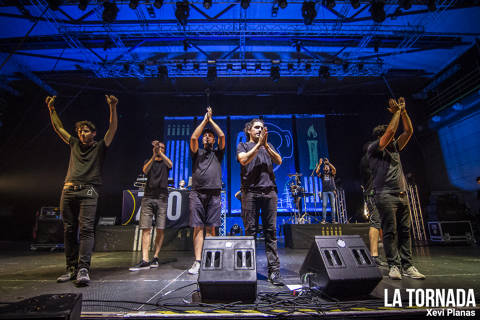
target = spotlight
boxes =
[369,0,386,23]
[324,0,336,9]
[241,0,250,9]
[207,64,217,82]
[203,0,212,9]
[226,63,233,72]
[229,224,243,236]
[102,1,119,24]
[255,63,261,73]
[175,1,190,26]
[46,0,62,11]
[272,6,278,17]
[193,63,200,72]
[302,1,317,26]
[426,0,436,11]
[270,66,280,82]
[176,63,183,70]
[153,0,163,9]
[241,63,247,73]
[287,63,294,71]
[399,0,412,10]
[319,65,330,78]
[129,0,139,9]
[78,0,88,11]
[350,0,360,9]
[278,0,288,9]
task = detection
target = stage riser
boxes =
[284,223,370,249]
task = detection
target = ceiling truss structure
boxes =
[0,0,479,90]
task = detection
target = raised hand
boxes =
[388,98,399,114]
[105,95,118,107]
[206,106,213,121]
[45,96,56,111]
[152,140,160,155]
[263,127,268,146]
[397,97,406,111]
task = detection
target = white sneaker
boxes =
[403,266,426,280]
[188,261,201,275]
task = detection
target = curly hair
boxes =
[372,124,388,139]
[244,118,264,141]
[75,120,96,132]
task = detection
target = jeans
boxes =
[322,191,336,222]
[241,190,280,274]
[374,193,412,269]
[60,186,99,271]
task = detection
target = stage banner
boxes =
[295,115,329,212]
[164,117,194,188]
[121,189,190,228]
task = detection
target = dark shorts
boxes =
[189,189,221,227]
[139,195,167,229]
[366,195,381,230]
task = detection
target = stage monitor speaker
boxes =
[0,293,81,320]
[32,207,63,249]
[299,235,382,299]
[198,236,257,303]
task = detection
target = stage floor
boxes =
[1,241,479,319]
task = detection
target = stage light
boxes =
[78,0,88,11]
[207,64,217,82]
[255,63,261,73]
[319,65,330,78]
[193,63,200,72]
[272,6,278,17]
[241,0,251,9]
[399,0,412,10]
[287,63,294,71]
[426,0,436,11]
[203,0,212,9]
[226,63,233,72]
[324,0,336,9]
[102,1,119,24]
[153,0,163,9]
[305,63,311,72]
[369,0,386,23]
[350,0,360,9]
[270,65,280,82]
[175,1,190,26]
[229,224,243,236]
[302,1,317,26]
[46,0,62,11]
[278,0,288,9]
[241,62,247,73]
[176,63,183,70]
[129,0,139,9]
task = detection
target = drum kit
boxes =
[287,173,315,224]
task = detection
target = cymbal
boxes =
[288,173,303,177]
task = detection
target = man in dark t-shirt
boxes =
[315,158,337,223]
[237,118,284,286]
[129,141,172,271]
[46,94,118,286]
[367,97,425,280]
[187,107,225,275]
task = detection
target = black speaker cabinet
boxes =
[299,235,382,299]
[198,236,257,303]
[0,293,82,320]
[31,207,64,250]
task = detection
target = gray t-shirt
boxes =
[367,139,406,194]
[64,136,107,186]
[237,142,278,190]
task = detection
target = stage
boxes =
[0,240,479,319]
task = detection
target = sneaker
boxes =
[57,267,77,283]
[372,256,388,267]
[321,220,326,224]
[188,261,201,275]
[388,265,402,280]
[129,260,151,271]
[150,257,159,268]
[268,271,285,286]
[403,266,426,280]
[76,268,90,285]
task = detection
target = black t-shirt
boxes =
[237,142,277,189]
[191,147,225,190]
[360,154,373,193]
[64,136,107,185]
[144,159,171,197]
[367,139,406,194]
[320,171,336,192]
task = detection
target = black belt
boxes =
[243,187,277,193]
[63,184,93,191]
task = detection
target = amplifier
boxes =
[428,221,475,243]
